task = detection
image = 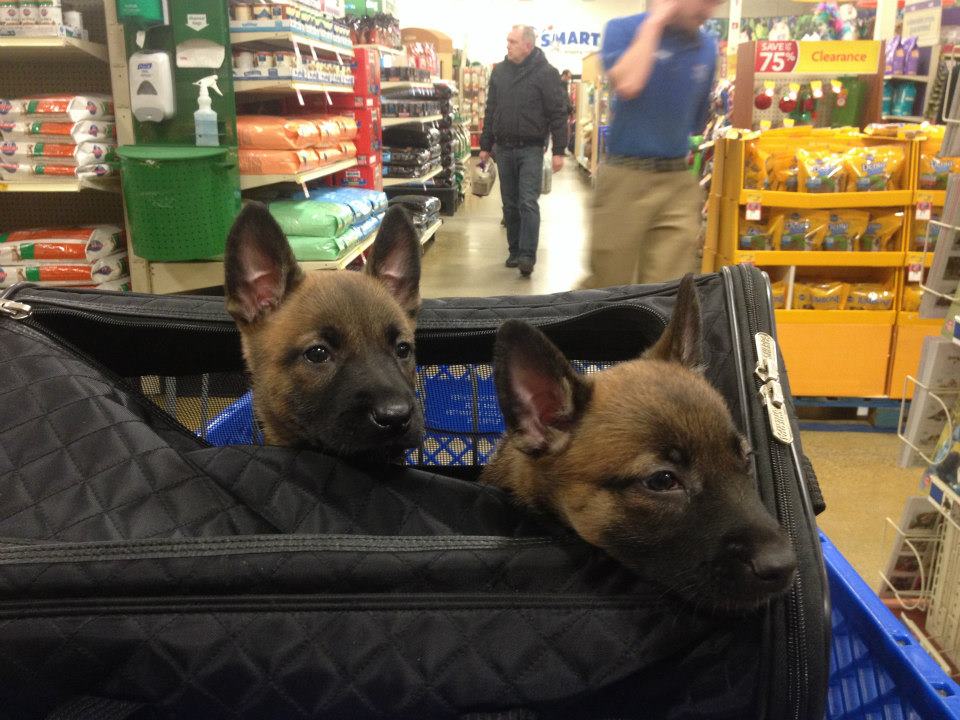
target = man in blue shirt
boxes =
[580,0,720,289]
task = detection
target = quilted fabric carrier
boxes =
[0,267,828,720]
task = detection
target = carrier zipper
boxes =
[724,265,807,720]
[0,591,658,619]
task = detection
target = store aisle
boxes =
[423,182,922,587]
[420,162,591,297]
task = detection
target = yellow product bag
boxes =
[845,145,905,191]
[847,284,894,311]
[770,280,787,309]
[918,154,960,191]
[859,213,902,251]
[798,148,846,193]
[744,142,769,190]
[739,220,773,251]
[808,282,849,310]
[902,285,923,312]
[822,210,869,252]
[777,211,828,251]
[793,282,813,310]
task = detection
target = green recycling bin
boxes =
[118,145,241,261]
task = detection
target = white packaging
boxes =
[0,225,124,263]
[62,9,81,29]
[0,120,117,143]
[37,1,62,25]
[0,1,20,25]
[17,0,38,24]
[0,140,118,166]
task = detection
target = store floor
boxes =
[421,163,924,588]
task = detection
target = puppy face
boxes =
[224,202,424,458]
[483,275,797,610]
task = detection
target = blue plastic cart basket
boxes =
[203,387,960,719]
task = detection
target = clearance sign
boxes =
[754,41,881,74]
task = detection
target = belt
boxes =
[605,155,689,173]
[496,138,544,149]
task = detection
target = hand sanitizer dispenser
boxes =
[193,75,222,147]
[129,49,176,122]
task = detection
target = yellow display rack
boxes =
[708,131,924,398]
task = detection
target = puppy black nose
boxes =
[747,543,797,585]
[371,401,413,432]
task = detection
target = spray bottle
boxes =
[193,75,222,147]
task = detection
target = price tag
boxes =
[745,194,762,221]
[916,194,933,221]
[908,262,923,283]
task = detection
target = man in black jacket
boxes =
[479,25,568,277]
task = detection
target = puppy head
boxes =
[489,275,797,610]
[224,202,424,457]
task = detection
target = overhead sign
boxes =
[903,0,943,47]
[755,40,880,74]
[538,26,601,55]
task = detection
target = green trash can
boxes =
[118,145,241,261]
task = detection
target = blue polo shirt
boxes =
[602,13,716,159]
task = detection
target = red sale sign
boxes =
[754,40,799,73]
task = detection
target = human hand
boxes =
[551,155,564,173]
[479,150,491,165]
[648,0,681,28]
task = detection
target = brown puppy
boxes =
[482,275,797,609]
[224,202,424,458]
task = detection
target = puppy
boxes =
[224,202,424,458]
[481,275,797,609]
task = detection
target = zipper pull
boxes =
[0,300,32,320]
[754,332,793,445]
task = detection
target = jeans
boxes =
[494,143,544,262]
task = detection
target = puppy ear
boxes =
[224,202,304,325]
[643,274,704,370]
[494,320,592,456]
[367,205,422,317]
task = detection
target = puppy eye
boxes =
[395,342,412,359]
[643,471,681,493]
[304,345,331,364]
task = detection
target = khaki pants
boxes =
[581,163,704,288]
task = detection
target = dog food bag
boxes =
[269,200,354,239]
[0,120,117,144]
[286,235,346,262]
[859,213,902,251]
[918,154,960,191]
[338,141,357,159]
[237,116,320,150]
[0,253,129,288]
[821,210,869,251]
[0,99,25,117]
[8,95,115,122]
[798,148,846,193]
[770,280,787,309]
[775,211,828,251]
[847,284,894,311]
[845,145,905,192]
[239,149,318,175]
[0,162,118,181]
[903,284,923,312]
[0,225,124,263]
[0,140,119,166]
[329,115,358,140]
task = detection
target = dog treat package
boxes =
[798,148,847,193]
[743,142,769,190]
[775,211,828,251]
[770,280,787,308]
[918,154,960,190]
[913,215,940,252]
[764,146,799,191]
[844,145,905,192]
[0,267,830,720]
[0,120,117,144]
[739,213,783,251]
[237,116,320,150]
[821,210,869,251]
[903,284,923,311]
[238,148,318,175]
[793,281,849,310]
[0,225,124,264]
[859,212,902,251]
[268,200,354,239]
[846,283,894,311]
[0,252,128,288]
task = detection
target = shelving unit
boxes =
[239,157,359,191]
[354,44,403,56]
[0,35,109,62]
[382,81,435,91]
[233,80,354,97]
[382,114,443,127]
[419,219,442,246]
[382,166,442,187]
[229,31,353,58]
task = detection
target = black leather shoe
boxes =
[518,258,534,277]
[505,255,519,268]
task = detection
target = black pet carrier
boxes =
[0,266,828,720]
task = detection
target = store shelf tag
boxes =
[908,263,923,283]
[916,195,932,221]
[745,194,762,221]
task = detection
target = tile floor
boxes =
[419,163,925,587]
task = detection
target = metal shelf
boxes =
[884,75,930,82]
[0,177,119,193]
[307,230,379,270]
[419,219,442,246]
[233,79,353,97]
[382,166,442,187]
[239,157,358,191]
[732,250,904,267]
[382,81,435,91]
[229,31,353,59]
[0,35,108,62]
[738,189,914,208]
[382,114,443,127]
[883,114,926,123]
[353,43,403,56]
